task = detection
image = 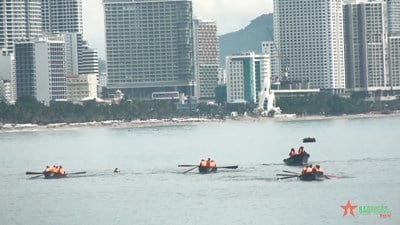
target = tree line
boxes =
[1,94,399,124]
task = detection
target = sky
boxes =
[82,0,274,59]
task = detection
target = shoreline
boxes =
[1,111,399,133]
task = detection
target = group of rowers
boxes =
[289,146,307,157]
[199,158,216,168]
[44,165,65,175]
[301,164,323,175]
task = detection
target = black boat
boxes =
[299,172,324,181]
[283,152,310,166]
[198,166,217,174]
[303,137,316,143]
[43,172,66,179]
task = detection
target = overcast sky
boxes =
[82,0,274,58]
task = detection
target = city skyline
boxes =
[82,0,274,58]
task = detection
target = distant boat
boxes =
[299,172,325,181]
[303,137,316,143]
[283,152,310,166]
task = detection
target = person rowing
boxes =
[289,148,296,157]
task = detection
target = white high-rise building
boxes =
[80,41,99,75]
[41,0,83,33]
[0,0,42,54]
[226,52,270,104]
[273,0,346,93]
[344,1,388,91]
[103,0,195,99]
[193,19,220,100]
[15,36,66,105]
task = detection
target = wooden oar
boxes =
[26,171,43,175]
[178,165,198,167]
[183,166,198,174]
[282,170,300,175]
[217,166,238,169]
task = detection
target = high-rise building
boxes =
[41,0,83,33]
[226,52,270,104]
[80,41,99,75]
[273,0,346,93]
[261,41,280,84]
[103,0,195,99]
[0,0,42,54]
[344,1,388,91]
[389,37,400,87]
[15,36,66,105]
[193,19,220,101]
[387,0,400,36]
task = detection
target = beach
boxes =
[1,111,399,132]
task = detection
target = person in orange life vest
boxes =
[314,165,323,174]
[53,166,60,174]
[302,164,313,174]
[44,165,52,173]
[289,148,296,157]
[206,158,211,167]
[209,160,216,168]
[298,146,305,155]
[199,159,207,167]
[58,165,65,175]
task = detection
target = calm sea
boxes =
[0,116,399,225]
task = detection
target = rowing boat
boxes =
[299,172,324,181]
[283,152,310,166]
[303,137,316,143]
[44,172,66,179]
[198,166,217,174]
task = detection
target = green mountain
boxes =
[219,13,274,68]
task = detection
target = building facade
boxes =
[66,74,98,102]
[103,0,195,99]
[343,1,393,91]
[15,36,66,105]
[41,0,83,33]
[193,19,220,101]
[273,0,346,93]
[226,52,270,104]
[0,0,42,54]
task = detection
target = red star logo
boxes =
[340,200,358,217]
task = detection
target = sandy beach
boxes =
[1,111,399,133]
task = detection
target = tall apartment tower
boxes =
[226,52,270,104]
[15,36,66,105]
[344,1,389,91]
[41,0,83,33]
[0,0,42,54]
[193,19,220,101]
[273,0,346,93]
[261,41,281,85]
[387,0,400,89]
[103,0,195,99]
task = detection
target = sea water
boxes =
[0,116,399,225]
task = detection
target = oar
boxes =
[276,173,298,177]
[217,166,238,169]
[66,171,86,175]
[277,175,300,180]
[282,170,300,175]
[29,174,44,179]
[178,165,198,167]
[183,166,198,174]
[26,171,43,175]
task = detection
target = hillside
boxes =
[219,13,274,68]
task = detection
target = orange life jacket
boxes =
[200,160,207,167]
[305,167,313,173]
[59,168,65,175]
[209,161,216,168]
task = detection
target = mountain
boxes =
[218,13,274,68]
